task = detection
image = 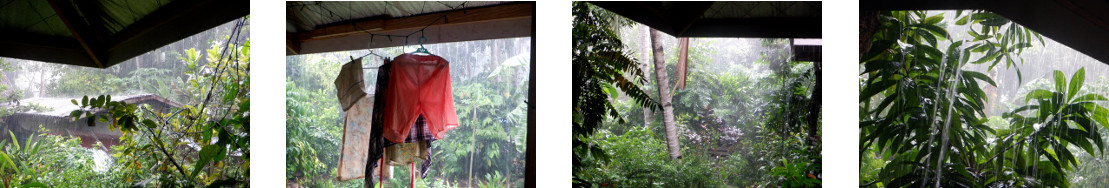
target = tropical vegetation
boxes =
[572,2,821,187]
[0,18,250,187]
[285,37,530,187]
[860,10,1109,187]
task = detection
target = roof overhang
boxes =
[589,1,821,38]
[286,2,534,55]
[862,0,1109,66]
[0,0,249,68]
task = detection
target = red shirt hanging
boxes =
[382,53,460,143]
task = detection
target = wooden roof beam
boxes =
[47,0,106,68]
[295,2,534,42]
[286,32,301,55]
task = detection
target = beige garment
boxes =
[336,95,373,181]
[385,141,429,166]
[334,58,367,111]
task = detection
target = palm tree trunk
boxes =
[649,28,681,160]
[641,25,654,128]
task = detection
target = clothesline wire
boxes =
[307,1,469,68]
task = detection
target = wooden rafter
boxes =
[289,2,534,54]
[47,0,106,68]
[287,32,301,55]
[295,2,533,42]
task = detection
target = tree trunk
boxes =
[649,28,681,160]
[641,25,654,128]
[469,108,476,187]
[38,70,45,97]
[807,61,821,147]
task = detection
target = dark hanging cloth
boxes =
[365,59,391,187]
[364,59,436,187]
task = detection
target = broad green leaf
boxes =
[0,152,14,171]
[143,119,157,128]
[961,71,996,86]
[1025,89,1054,103]
[1074,93,1109,102]
[81,96,88,107]
[1067,68,1084,100]
[955,15,969,25]
[71,99,78,105]
[1053,70,1066,95]
[192,145,222,177]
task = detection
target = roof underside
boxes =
[590,1,821,38]
[286,1,534,55]
[862,0,1109,67]
[0,0,249,68]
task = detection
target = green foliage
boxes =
[285,39,530,187]
[0,128,115,187]
[577,127,722,187]
[859,10,1109,188]
[64,35,250,186]
[51,69,127,96]
[571,2,659,186]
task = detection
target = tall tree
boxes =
[641,24,654,128]
[649,28,681,160]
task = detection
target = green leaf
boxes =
[71,99,78,105]
[1067,68,1084,100]
[142,119,157,128]
[961,71,996,87]
[70,110,84,119]
[955,15,969,25]
[0,152,13,171]
[1026,89,1054,103]
[192,145,222,177]
[860,79,897,101]
[1074,94,1109,102]
[81,96,88,107]
[1053,70,1066,95]
[21,182,47,187]
[981,18,1009,26]
[914,23,950,39]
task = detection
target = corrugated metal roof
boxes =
[286,1,508,33]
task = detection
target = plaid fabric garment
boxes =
[405,114,435,178]
[405,114,434,143]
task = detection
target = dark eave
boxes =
[862,0,1109,67]
[0,0,248,69]
[589,1,821,38]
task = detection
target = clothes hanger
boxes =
[411,30,433,56]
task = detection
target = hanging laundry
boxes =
[365,59,393,187]
[335,57,371,181]
[386,141,429,165]
[382,53,460,143]
[334,58,367,111]
[336,96,374,181]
